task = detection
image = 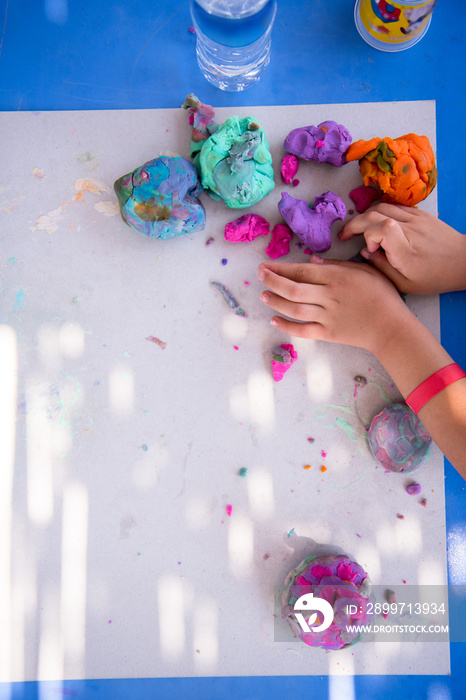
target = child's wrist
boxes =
[369,302,414,360]
[458,235,466,290]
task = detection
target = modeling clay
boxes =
[284,121,352,167]
[224,214,270,242]
[184,96,275,209]
[145,336,167,349]
[278,191,346,252]
[265,223,293,259]
[280,154,299,184]
[345,134,437,206]
[406,482,421,495]
[182,93,217,158]
[368,403,432,473]
[349,185,380,212]
[282,553,373,650]
[199,115,274,208]
[271,344,298,381]
[210,281,247,317]
[114,156,205,239]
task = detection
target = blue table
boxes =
[1,1,465,697]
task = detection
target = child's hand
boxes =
[258,256,410,355]
[339,204,466,295]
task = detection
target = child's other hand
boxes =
[339,204,466,295]
[258,256,410,355]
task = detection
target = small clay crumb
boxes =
[406,482,421,496]
[421,498,427,508]
[386,590,397,604]
[354,375,367,387]
[263,553,270,561]
[396,513,405,520]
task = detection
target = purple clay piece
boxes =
[280,154,299,184]
[349,185,380,213]
[278,190,346,253]
[284,121,352,167]
[224,213,270,242]
[406,482,422,496]
[368,403,432,474]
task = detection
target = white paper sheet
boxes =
[0,100,448,681]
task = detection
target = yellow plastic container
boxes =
[354,0,437,51]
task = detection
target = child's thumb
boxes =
[361,248,410,292]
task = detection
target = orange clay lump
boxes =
[345,134,437,207]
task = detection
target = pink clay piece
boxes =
[281,154,299,185]
[349,185,380,213]
[266,223,293,259]
[224,214,270,242]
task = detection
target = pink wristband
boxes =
[406,363,466,414]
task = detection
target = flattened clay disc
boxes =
[368,403,432,473]
[281,553,373,650]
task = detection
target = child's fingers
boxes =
[359,220,409,261]
[258,265,328,304]
[361,248,412,292]
[338,203,412,241]
[258,261,327,286]
[260,289,325,322]
[368,202,415,220]
[270,316,325,340]
[258,257,357,291]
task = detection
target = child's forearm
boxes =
[257,258,466,480]
[373,313,466,480]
